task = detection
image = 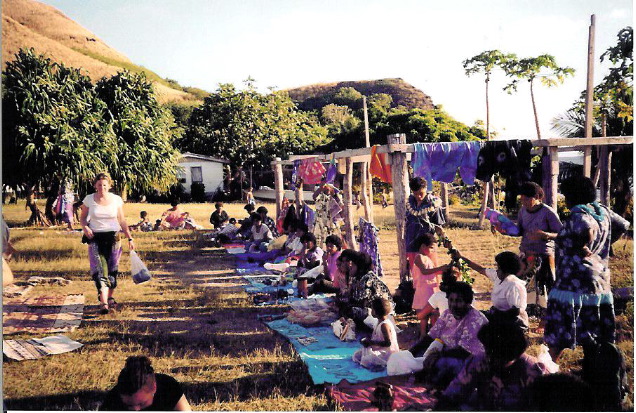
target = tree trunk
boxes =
[530,80,542,139]
[26,188,51,227]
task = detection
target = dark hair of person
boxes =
[414,233,436,251]
[560,176,597,206]
[339,249,357,263]
[296,222,308,233]
[170,200,179,207]
[140,211,147,218]
[256,206,268,215]
[409,176,426,192]
[250,212,262,222]
[351,250,373,276]
[325,234,343,250]
[494,251,522,275]
[244,203,255,213]
[229,218,237,224]
[439,268,458,293]
[519,181,544,200]
[300,232,316,245]
[116,356,155,396]
[92,172,112,186]
[372,297,392,318]
[477,320,527,362]
[446,281,473,304]
[215,202,223,208]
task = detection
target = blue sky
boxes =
[42,0,632,139]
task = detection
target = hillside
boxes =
[285,78,435,112]
[2,0,197,103]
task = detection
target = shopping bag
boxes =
[130,251,151,284]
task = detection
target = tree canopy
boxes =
[2,48,180,197]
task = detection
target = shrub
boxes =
[191,182,206,203]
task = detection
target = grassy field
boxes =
[2,200,633,410]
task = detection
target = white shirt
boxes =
[82,194,123,233]
[485,268,527,312]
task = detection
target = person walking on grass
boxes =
[100,356,191,411]
[80,172,134,315]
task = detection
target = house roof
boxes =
[179,152,231,164]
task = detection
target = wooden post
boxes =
[360,162,372,222]
[478,181,490,227]
[440,183,449,222]
[543,146,559,210]
[342,157,357,250]
[583,14,596,177]
[599,115,611,205]
[387,133,410,283]
[273,158,284,219]
[367,167,374,224]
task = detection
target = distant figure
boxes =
[100,356,191,411]
[244,187,255,206]
[129,211,152,232]
[160,201,185,230]
[209,202,229,229]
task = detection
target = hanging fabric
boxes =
[290,160,302,190]
[475,140,533,209]
[298,158,326,185]
[325,155,338,184]
[411,141,484,190]
[369,145,392,184]
[300,203,316,232]
[358,218,384,278]
[313,191,342,247]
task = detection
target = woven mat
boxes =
[3,334,83,361]
[3,294,85,335]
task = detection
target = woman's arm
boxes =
[117,204,134,250]
[454,252,487,276]
[79,204,93,239]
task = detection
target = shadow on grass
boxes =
[5,390,105,411]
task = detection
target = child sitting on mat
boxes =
[353,297,399,370]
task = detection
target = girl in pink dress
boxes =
[412,233,451,337]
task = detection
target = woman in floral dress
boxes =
[544,177,629,361]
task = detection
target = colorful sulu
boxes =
[485,207,520,236]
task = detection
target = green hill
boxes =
[284,78,435,111]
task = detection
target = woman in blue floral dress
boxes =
[544,177,629,361]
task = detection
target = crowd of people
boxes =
[17,169,629,411]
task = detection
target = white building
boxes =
[177,152,230,198]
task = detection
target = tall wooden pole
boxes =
[342,157,357,250]
[599,114,611,206]
[583,14,596,177]
[387,133,410,283]
[273,158,284,220]
[362,96,374,223]
[543,146,559,210]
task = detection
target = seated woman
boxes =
[454,249,528,327]
[100,356,191,411]
[296,232,323,277]
[309,234,346,295]
[417,267,462,334]
[338,250,394,328]
[160,201,185,230]
[409,281,488,389]
[437,320,548,411]
[353,297,400,370]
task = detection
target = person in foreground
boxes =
[544,176,630,361]
[100,356,191,411]
[80,172,134,314]
[410,281,488,388]
[436,320,548,411]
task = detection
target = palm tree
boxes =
[503,54,575,139]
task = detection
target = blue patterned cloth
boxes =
[411,142,483,190]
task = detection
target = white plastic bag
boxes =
[331,318,356,341]
[387,350,424,376]
[130,250,151,284]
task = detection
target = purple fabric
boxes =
[291,160,301,190]
[326,157,337,184]
[412,142,483,189]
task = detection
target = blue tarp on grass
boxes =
[265,318,387,385]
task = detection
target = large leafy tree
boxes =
[463,50,516,139]
[181,80,328,170]
[2,48,117,199]
[503,54,575,138]
[551,27,633,217]
[95,71,181,197]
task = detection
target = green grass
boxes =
[2,201,633,410]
